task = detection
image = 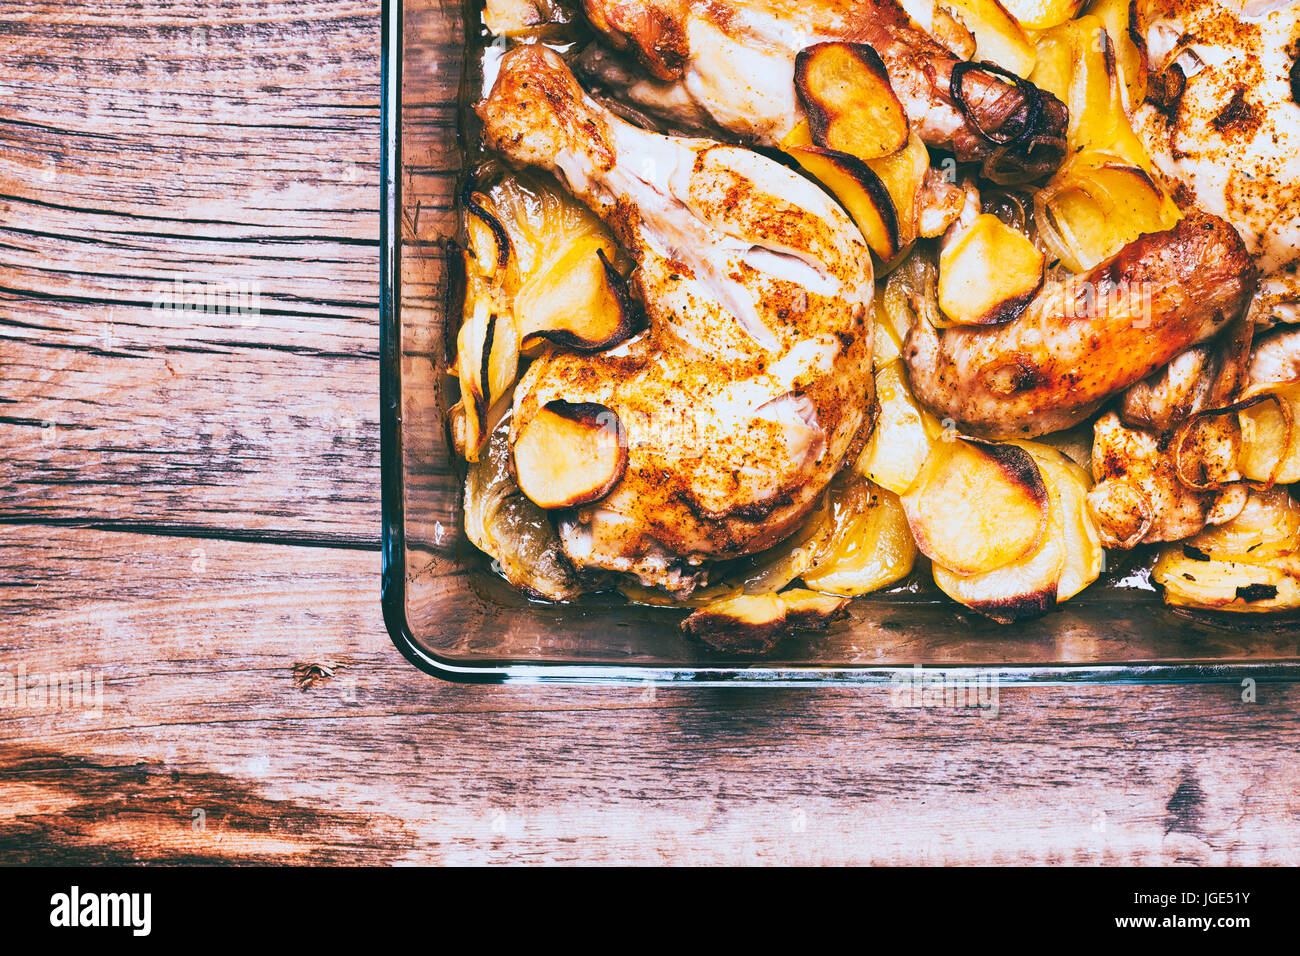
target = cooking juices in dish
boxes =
[448,0,1300,647]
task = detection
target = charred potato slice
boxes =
[938,213,1045,325]
[901,437,1050,575]
[931,452,1066,624]
[512,401,627,509]
[794,42,909,160]
[932,519,1064,623]
[782,141,902,261]
[932,440,1103,620]
[681,590,849,654]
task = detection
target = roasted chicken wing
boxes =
[478,46,875,593]
[902,210,1256,438]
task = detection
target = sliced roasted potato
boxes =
[456,289,521,459]
[901,437,1050,575]
[1154,552,1300,612]
[681,589,849,653]
[1152,486,1300,612]
[931,450,1065,622]
[513,401,626,509]
[933,439,1102,620]
[858,359,944,495]
[1035,155,1179,273]
[1238,383,1300,484]
[794,42,909,160]
[864,132,930,254]
[932,521,1063,623]
[783,142,901,261]
[871,294,904,367]
[1000,0,1085,30]
[938,213,1044,325]
[802,478,917,596]
[1012,441,1103,602]
[514,238,642,352]
[1187,487,1300,563]
[1030,16,1176,272]
[1058,17,1150,165]
[464,410,587,601]
[944,0,1037,78]
[1084,0,1147,112]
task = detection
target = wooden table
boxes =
[1,0,1297,866]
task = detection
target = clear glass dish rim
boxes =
[377,0,1300,685]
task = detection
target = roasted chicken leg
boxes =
[478,47,875,593]
[577,0,1069,178]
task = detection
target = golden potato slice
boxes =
[794,42,909,160]
[901,437,1050,575]
[1154,552,1300,613]
[944,0,1037,78]
[1035,156,1178,273]
[1028,22,1073,105]
[1238,384,1300,484]
[514,237,643,352]
[783,142,901,261]
[864,133,930,254]
[871,294,904,367]
[1001,0,1085,30]
[1058,17,1150,165]
[859,360,943,495]
[512,401,627,509]
[932,472,1065,623]
[803,478,917,596]
[938,213,1044,325]
[1187,488,1300,564]
[1013,441,1103,602]
[456,289,521,460]
[1084,0,1147,112]
[680,589,849,653]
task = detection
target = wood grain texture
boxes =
[4,525,1300,865]
[0,0,385,543]
[2,0,1298,866]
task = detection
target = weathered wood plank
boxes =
[0,0,432,541]
[2,525,1297,865]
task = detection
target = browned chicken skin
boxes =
[578,0,1068,178]
[903,210,1257,439]
[478,47,875,593]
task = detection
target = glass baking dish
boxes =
[379,0,1300,684]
